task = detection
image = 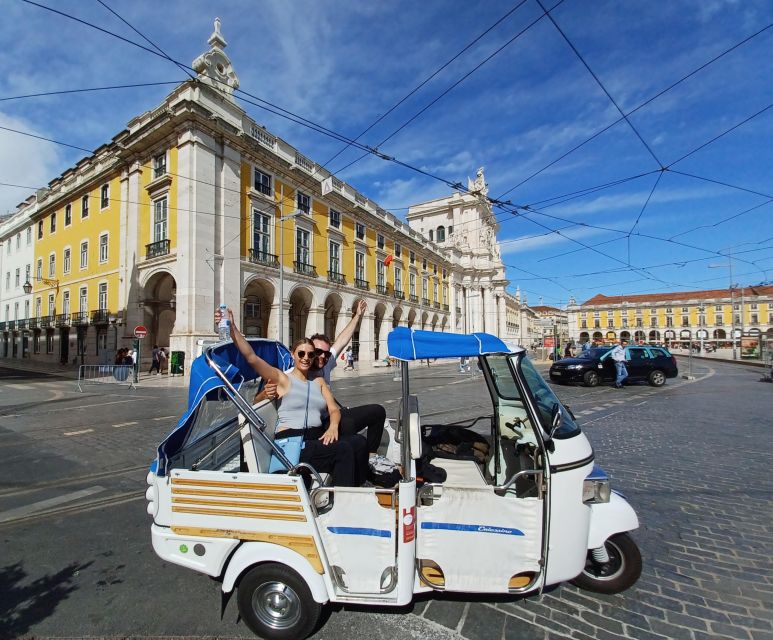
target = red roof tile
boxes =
[581,285,773,306]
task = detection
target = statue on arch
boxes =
[467,167,489,197]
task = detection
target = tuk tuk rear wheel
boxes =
[237,563,322,640]
[571,532,642,594]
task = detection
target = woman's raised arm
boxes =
[226,309,289,392]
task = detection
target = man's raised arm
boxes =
[331,299,367,355]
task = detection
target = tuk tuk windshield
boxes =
[519,355,581,439]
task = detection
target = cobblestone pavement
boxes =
[1,357,771,639]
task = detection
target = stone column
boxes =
[359,311,375,364]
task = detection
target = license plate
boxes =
[552,371,561,376]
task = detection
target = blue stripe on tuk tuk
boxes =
[327,527,392,538]
[421,522,524,536]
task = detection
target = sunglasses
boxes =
[296,350,315,359]
[314,349,332,359]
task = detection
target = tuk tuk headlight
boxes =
[583,465,611,504]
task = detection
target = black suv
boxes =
[549,345,678,387]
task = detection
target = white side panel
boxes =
[417,487,542,593]
[316,489,396,594]
[151,523,238,577]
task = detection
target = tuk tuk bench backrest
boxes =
[239,399,279,473]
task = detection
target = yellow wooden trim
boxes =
[172,506,306,522]
[172,497,304,512]
[171,525,323,573]
[171,487,301,502]
[171,478,297,492]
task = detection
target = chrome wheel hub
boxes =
[253,581,301,630]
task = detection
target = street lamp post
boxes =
[278,210,302,345]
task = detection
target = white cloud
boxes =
[499,225,608,254]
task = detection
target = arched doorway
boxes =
[243,278,274,337]
[407,309,416,328]
[421,311,429,330]
[373,302,387,360]
[392,306,403,329]
[579,331,590,344]
[592,331,603,342]
[620,331,631,342]
[323,292,343,340]
[633,330,646,343]
[648,330,661,343]
[431,314,439,331]
[142,271,177,349]
[288,287,313,346]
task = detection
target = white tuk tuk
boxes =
[147,328,642,639]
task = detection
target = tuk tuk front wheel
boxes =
[237,563,322,640]
[571,532,642,594]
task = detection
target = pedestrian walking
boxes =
[564,342,573,358]
[159,347,168,374]
[149,345,161,374]
[343,347,354,371]
[611,338,629,388]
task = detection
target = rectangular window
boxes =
[409,273,417,297]
[422,277,429,300]
[80,241,88,269]
[355,222,365,240]
[409,250,415,265]
[99,234,108,263]
[25,264,30,283]
[48,254,56,278]
[394,266,403,293]
[295,228,310,265]
[681,307,689,313]
[14,268,19,287]
[98,283,108,310]
[50,212,56,233]
[65,204,72,226]
[329,209,341,228]
[377,234,385,250]
[38,220,44,239]
[16,233,20,249]
[296,191,311,214]
[433,280,438,302]
[26,227,32,244]
[253,168,272,196]
[751,314,758,324]
[355,251,365,283]
[81,195,89,218]
[153,152,167,178]
[715,305,722,311]
[329,241,341,275]
[48,294,55,316]
[62,291,70,316]
[4,272,8,290]
[79,287,88,313]
[36,258,42,280]
[153,198,168,242]
[422,257,427,270]
[252,210,271,256]
[376,260,385,288]
[65,248,73,276]
[100,184,109,209]
[394,242,401,257]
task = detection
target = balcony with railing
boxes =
[39,315,54,328]
[376,284,388,295]
[248,249,279,268]
[7,320,16,331]
[0,321,5,331]
[146,239,171,259]
[55,313,71,327]
[72,311,90,326]
[443,304,449,311]
[327,271,346,285]
[422,297,430,306]
[355,278,369,290]
[393,290,405,301]
[16,319,28,330]
[293,262,317,277]
[28,317,39,330]
[433,301,441,309]
[91,309,110,325]
[410,294,419,303]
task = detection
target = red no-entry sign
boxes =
[134,325,148,339]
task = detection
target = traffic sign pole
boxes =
[133,326,148,383]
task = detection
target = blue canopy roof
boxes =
[387,327,514,361]
[155,339,292,475]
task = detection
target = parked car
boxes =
[549,345,678,387]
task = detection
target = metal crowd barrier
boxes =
[77,364,136,392]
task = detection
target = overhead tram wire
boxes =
[332,0,567,176]
[626,171,664,263]
[495,21,773,201]
[0,81,182,103]
[94,0,195,80]
[321,0,530,168]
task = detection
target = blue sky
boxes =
[1,0,772,306]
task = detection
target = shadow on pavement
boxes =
[0,559,93,637]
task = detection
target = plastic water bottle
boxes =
[218,304,230,341]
